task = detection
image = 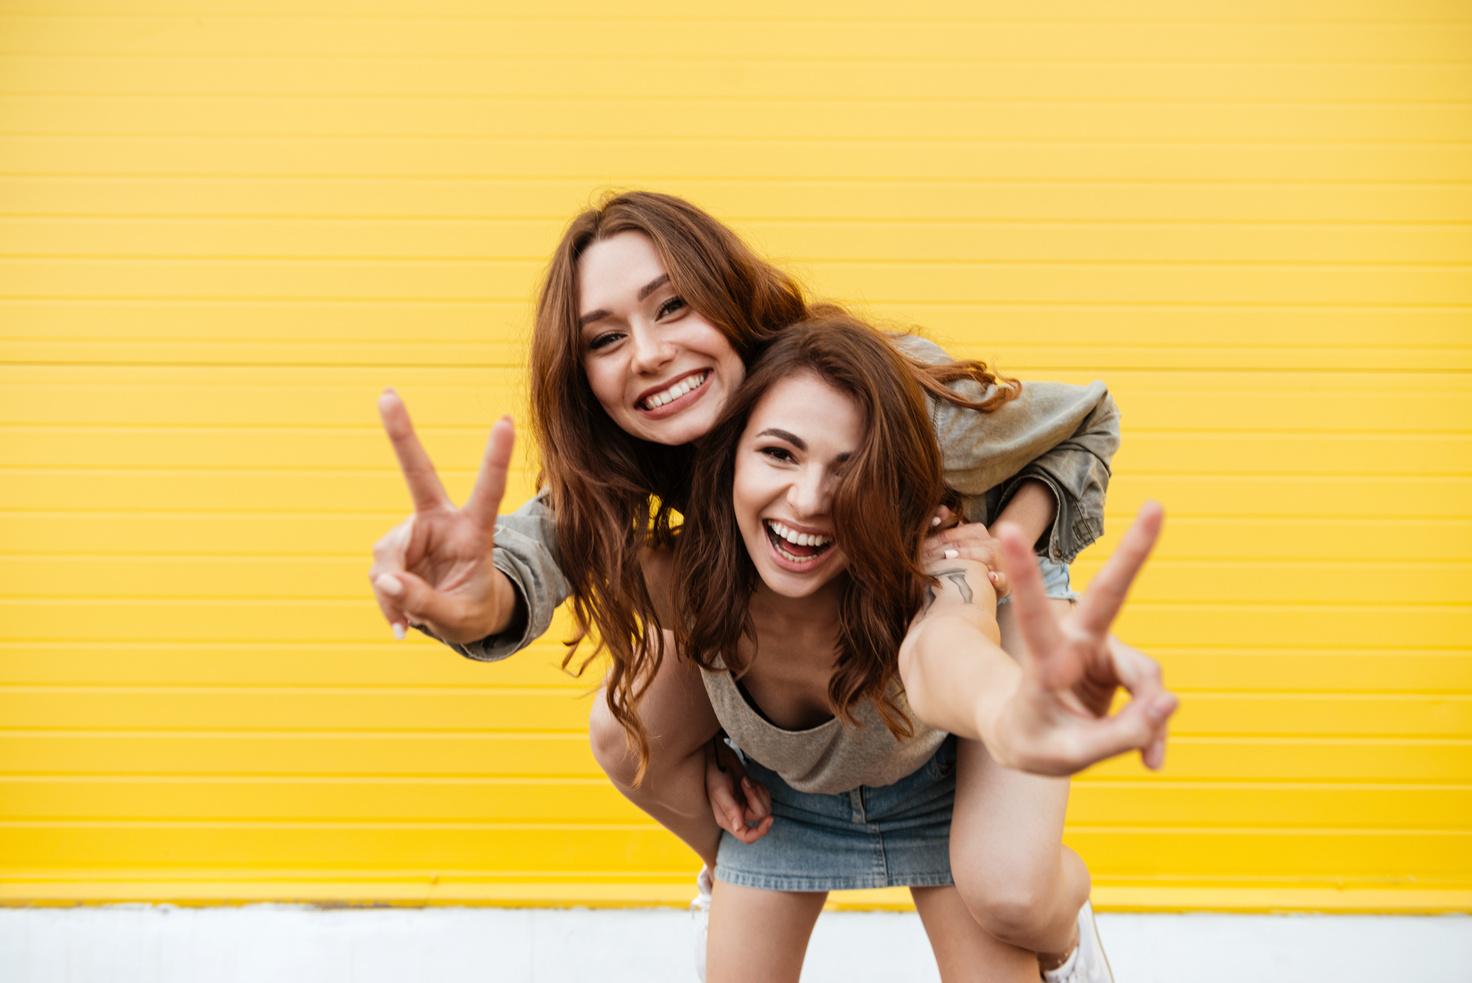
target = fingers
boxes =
[464,416,516,529]
[996,521,1064,667]
[372,569,457,634]
[1062,690,1178,773]
[369,516,414,639]
[707,771,774,843]
[1141,734,1168,771]
[727,814,774,845]
[921,521,998,564]
[707,771,748,837]
[1102,635,1175,770]
[740,776,772,824]
[988,569,1011,600]
[1106,635,1165,704]
[378,388,451,514]
[370,584,407,641]
[1072,501,1164,639]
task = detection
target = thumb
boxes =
[707,779,746,834]
[373,570,459,629]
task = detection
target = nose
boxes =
[628,322,675,374]
[787,467,833,520]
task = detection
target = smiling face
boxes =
[732,370,864,601]
[577,231,746,446]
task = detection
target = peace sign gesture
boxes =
[991,502,1178,775]
[369,389,521,645]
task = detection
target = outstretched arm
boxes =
[899,503,1177,776]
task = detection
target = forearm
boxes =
[991,477,1056,550]
[900,612,1020,748]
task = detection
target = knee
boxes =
[589,696,640,789]
[951,851,1056,947]
[958,882,1051,948]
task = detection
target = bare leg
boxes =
[948,598,1091,955]
[911,885,1038,983]
[706,881,826,983]
[588,649,725,868]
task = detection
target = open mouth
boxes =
[638,371,709,411]
[764,520,835,565]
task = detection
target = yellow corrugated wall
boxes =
[1,0,1468,913]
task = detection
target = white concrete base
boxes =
[1,905,1468,982]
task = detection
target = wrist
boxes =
[975,676,1022,768]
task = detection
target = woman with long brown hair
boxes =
[653,313,1172,981]
[369,191,1133,976]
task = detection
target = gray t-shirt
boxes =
[702,667,946,795]
[446,335,1119,663]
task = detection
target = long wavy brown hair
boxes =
[672,313,1015,742]
[528,191,1018,775]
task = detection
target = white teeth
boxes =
[642,372,707,410]
[767,521,832,550]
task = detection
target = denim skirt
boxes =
[714,736,958,893]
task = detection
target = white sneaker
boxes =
[691,865,713,982]
[1041,900,1112,983]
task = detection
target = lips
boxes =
[637,371,710,411]
[764,519,835,564]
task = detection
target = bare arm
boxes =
[991,478,1056,548]
[898,559,1019,751]
[900,504,1179,776]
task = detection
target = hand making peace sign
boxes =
[990,502,1177,776]
[369,389,522,645]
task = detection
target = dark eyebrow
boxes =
[757,427,853,462]
[757,428,805,451]
[578,274,672,329]
[637,273,671,300]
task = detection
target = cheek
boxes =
[731,464,763,527]
[582,360,625,414]
[721,350,746,387]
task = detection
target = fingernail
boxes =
[943,549,958,559]
[931,516,942,527]
[988,571,1000,582]
[377,574,404,597]
[392,623,406,641]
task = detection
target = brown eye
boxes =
[760,446,796,464]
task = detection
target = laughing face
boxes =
[732,370,863,601]
[578,231,746,446]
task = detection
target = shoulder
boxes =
[886,331,949,365]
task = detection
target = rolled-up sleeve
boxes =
[895,335,1120,563]
[979,385,1119,562]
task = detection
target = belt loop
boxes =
[849,788,866,824]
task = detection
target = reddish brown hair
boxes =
[672,313,1015,746]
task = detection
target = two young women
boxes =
[370,191,1171,980]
